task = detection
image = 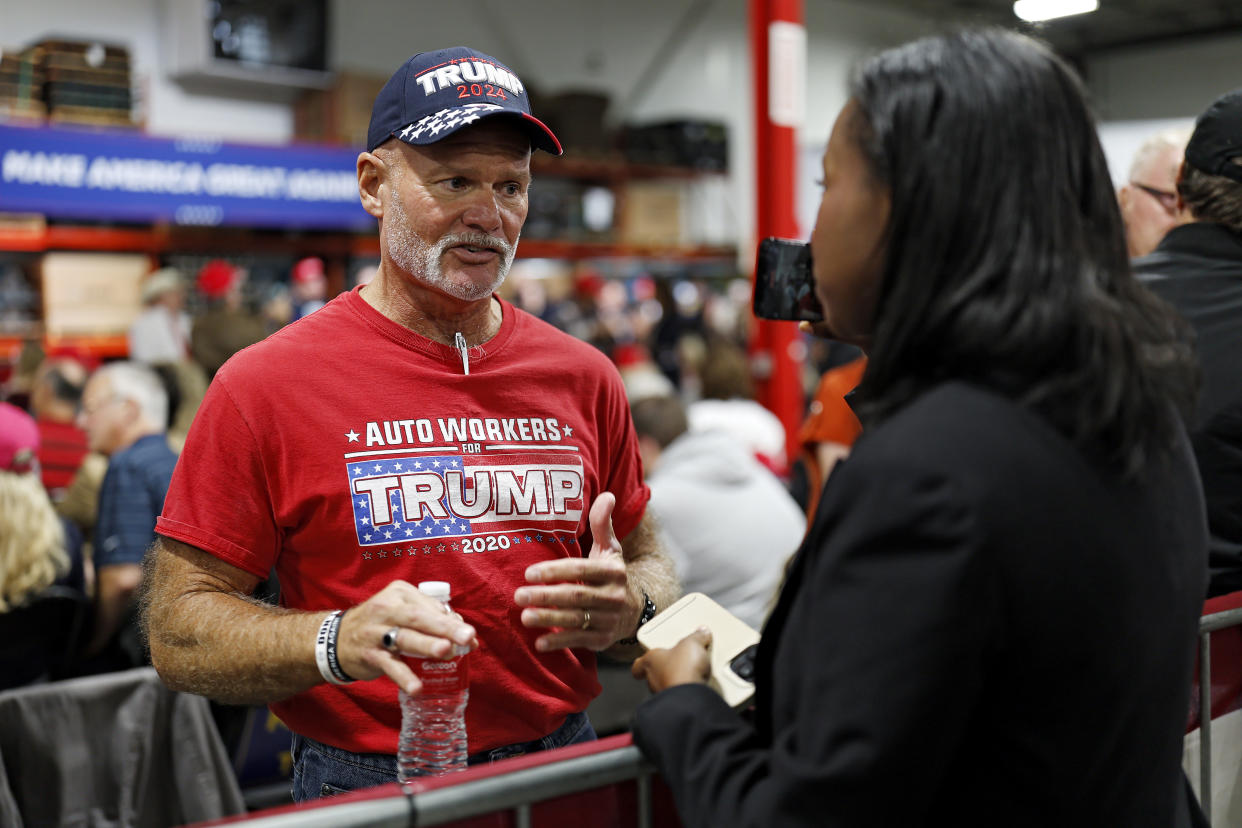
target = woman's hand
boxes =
[798,320,838,339]
[631,627,712,693]
[799,319,871,352]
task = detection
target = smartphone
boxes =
[636,592,761,709]
[752,237,823,322]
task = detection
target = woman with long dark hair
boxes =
[631,29,1207,827]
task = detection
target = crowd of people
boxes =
[1,26,1240,826]
[0,251,335,686]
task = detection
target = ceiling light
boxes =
[1013,0,1099,22]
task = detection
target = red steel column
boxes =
[749,0,806,475]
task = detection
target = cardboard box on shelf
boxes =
[0,49,43,93]
[0,98,45,124]
[47,104,133,127]
[41,252,148,338]
[30,39,134,128]
[0,46,46,124]
[537,90,613,158]
[621,119,729,172]
[294,72,387,147]
[36,40,130,74]
[618,180,685,248]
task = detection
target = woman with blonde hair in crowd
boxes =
[0,401,72,608]
[0,471,70,613]
[0,401,88,686]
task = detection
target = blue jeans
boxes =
[290,711,597,801]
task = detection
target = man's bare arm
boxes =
[141,537,323,704]
[141,537,478,704]
[606,509,680,659]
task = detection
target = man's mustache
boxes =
[440,233,513,257]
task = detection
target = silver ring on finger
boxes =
[581,609,591,631]
[382,627,401,653]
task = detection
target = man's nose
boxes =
[460,189,503,233]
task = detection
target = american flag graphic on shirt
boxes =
[346,452,585,548]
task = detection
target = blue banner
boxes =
[0,123,373,231]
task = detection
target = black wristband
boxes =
[618,591,657,646]
[325,610,356,684]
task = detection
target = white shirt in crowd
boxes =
[127,306,191,365]
[646,427,805,630]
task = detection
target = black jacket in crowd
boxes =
[1136,222,1242,596]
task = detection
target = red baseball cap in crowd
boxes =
[292,256,325,285]
[197,260,240,299]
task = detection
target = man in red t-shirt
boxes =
[28,357,90,503]
[142,46,679,801]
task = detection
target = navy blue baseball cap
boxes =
[366,46,562,156]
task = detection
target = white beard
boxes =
[385,193,517,302]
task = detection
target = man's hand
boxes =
[514,492,635,651]
[336,581,477,695]
[631,627,712,693]
[144,538,479,705]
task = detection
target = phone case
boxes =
[636,592,761,709]
[752,237,822,322]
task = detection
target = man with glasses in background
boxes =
[78,361,177,671]
[1118,127,1189,259]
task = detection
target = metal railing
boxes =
[205,604,1242,828]
[1195,604,1242,824]
[216,739,662,828]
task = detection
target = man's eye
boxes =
[446,177,467,190]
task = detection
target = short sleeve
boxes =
[155,375,279,579]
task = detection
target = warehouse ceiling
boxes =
[854,0,1242,63]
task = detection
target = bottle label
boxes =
[412,656,468,694]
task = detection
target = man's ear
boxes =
[119,396,141,422]
[1175,160,1190,216]
[357,151,385,219]
[1117,184,1133,217]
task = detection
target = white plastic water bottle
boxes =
[397,581,469,781]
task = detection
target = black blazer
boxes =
[633,382,1207,827]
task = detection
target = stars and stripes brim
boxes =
[391,104,562,155]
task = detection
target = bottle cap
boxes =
[418,581,452,601]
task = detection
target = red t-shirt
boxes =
[36,419,88,496]
[156,289,650,755]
